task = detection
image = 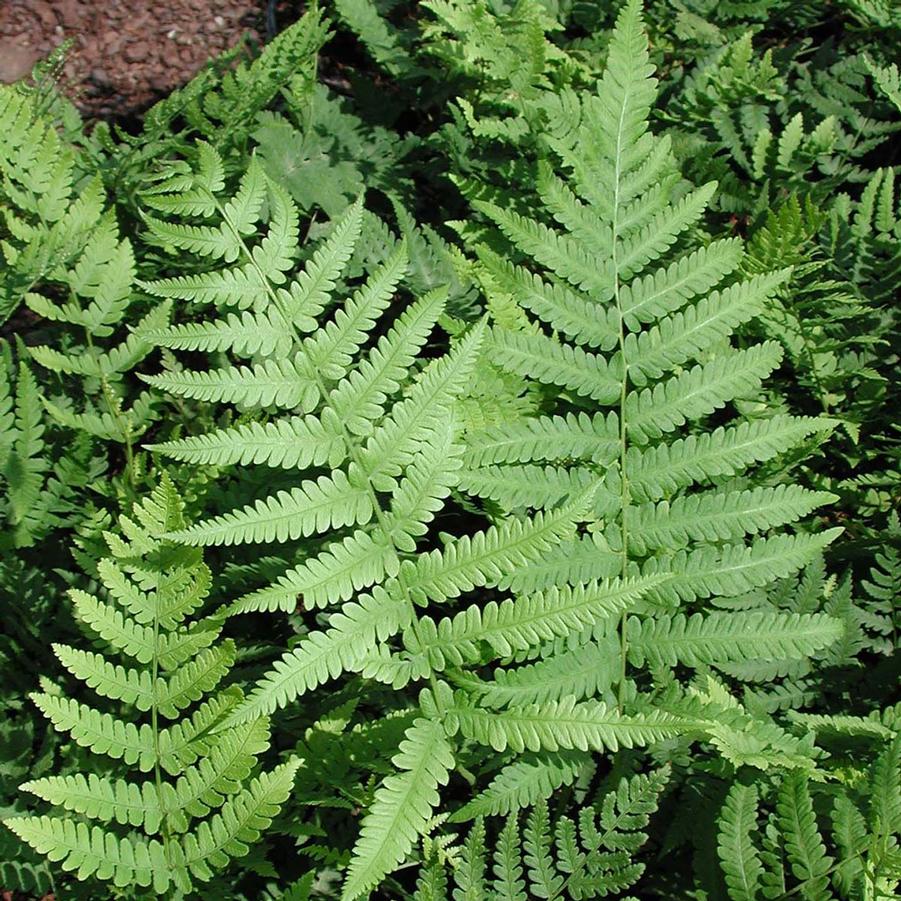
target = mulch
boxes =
[0,0,268,120]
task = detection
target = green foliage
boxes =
[716,736,901,900]
[0,0,897,897]
[0,84,101,325]
[443,767,670,900]
[456,0,844,759]
[3,477,299,894]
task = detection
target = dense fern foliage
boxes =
[0,1,897,898]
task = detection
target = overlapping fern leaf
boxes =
[456,0,843,718]
[0,339,103,549]
[716,735,900,900]
[136,140,710,898]
[21,201,169,457]
[98,8,331,202]
[422,767,669,900]
[2,477,299,894]
[0,83,104,325]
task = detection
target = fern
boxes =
[447,768,669,900]
[0,84,103,324]
[715,738,901,899]
[98,9,331,204]
[0,339,102,549]
[343,717,455,900]
[458,0,841,746]
[0,1,897,898]
[3,478,299,894]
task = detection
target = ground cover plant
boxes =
[0,1,898,898]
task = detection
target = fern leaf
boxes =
[342,718,454,900]
[625,271,790,386]
[148,414,346,470]
[474,639,619,706]
[620,238,745,328]
[451,752,590,821]
[405,576,663,670]
[171,758,301,887]
[143,356,320,410]
[231,591,412,722]
[776,774,833,901]
[464,412,619,467]
[488,328,622,404]
[717,783,764,901]
[398,498,587,605]
[231,530,398,614]
[3,817,169,893]
[626,485,837,554]
[624,342,783,442]
[628,416,838,502]
[446,696,704,753]
[166,471,373,546]
[627,611,843,668]
[644,530,843,603]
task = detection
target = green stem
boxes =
[85,329,136,494]
[611,108,631,713]
[150,565,172,864]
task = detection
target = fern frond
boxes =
[166,471,374,546]
[230,591,413,722]
[776,773,833,901]
[717,783,764,901]
[626,485,837,554]
[342,718,454,900]
[3,480,296,893]
[450,752,590,821]
[627,611,843,668]
[404,576,664,671]
[644,530,843,604]
[446,695,705,753]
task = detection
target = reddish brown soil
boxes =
[0,0,265,119]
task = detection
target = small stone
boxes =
[31,1,57,29]
[55,0,81,29]
[123,41,148,63]
[0,42,40,83]
[90,68,110,86]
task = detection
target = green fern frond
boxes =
[342,717,454,900]
[450,752,591,821]
[717,783,764,901]
[2,479,297,893]
[626,611,843,668]
[455,0,842,772]
[445,695,706,754]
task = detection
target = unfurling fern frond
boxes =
[3,478,299,894]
